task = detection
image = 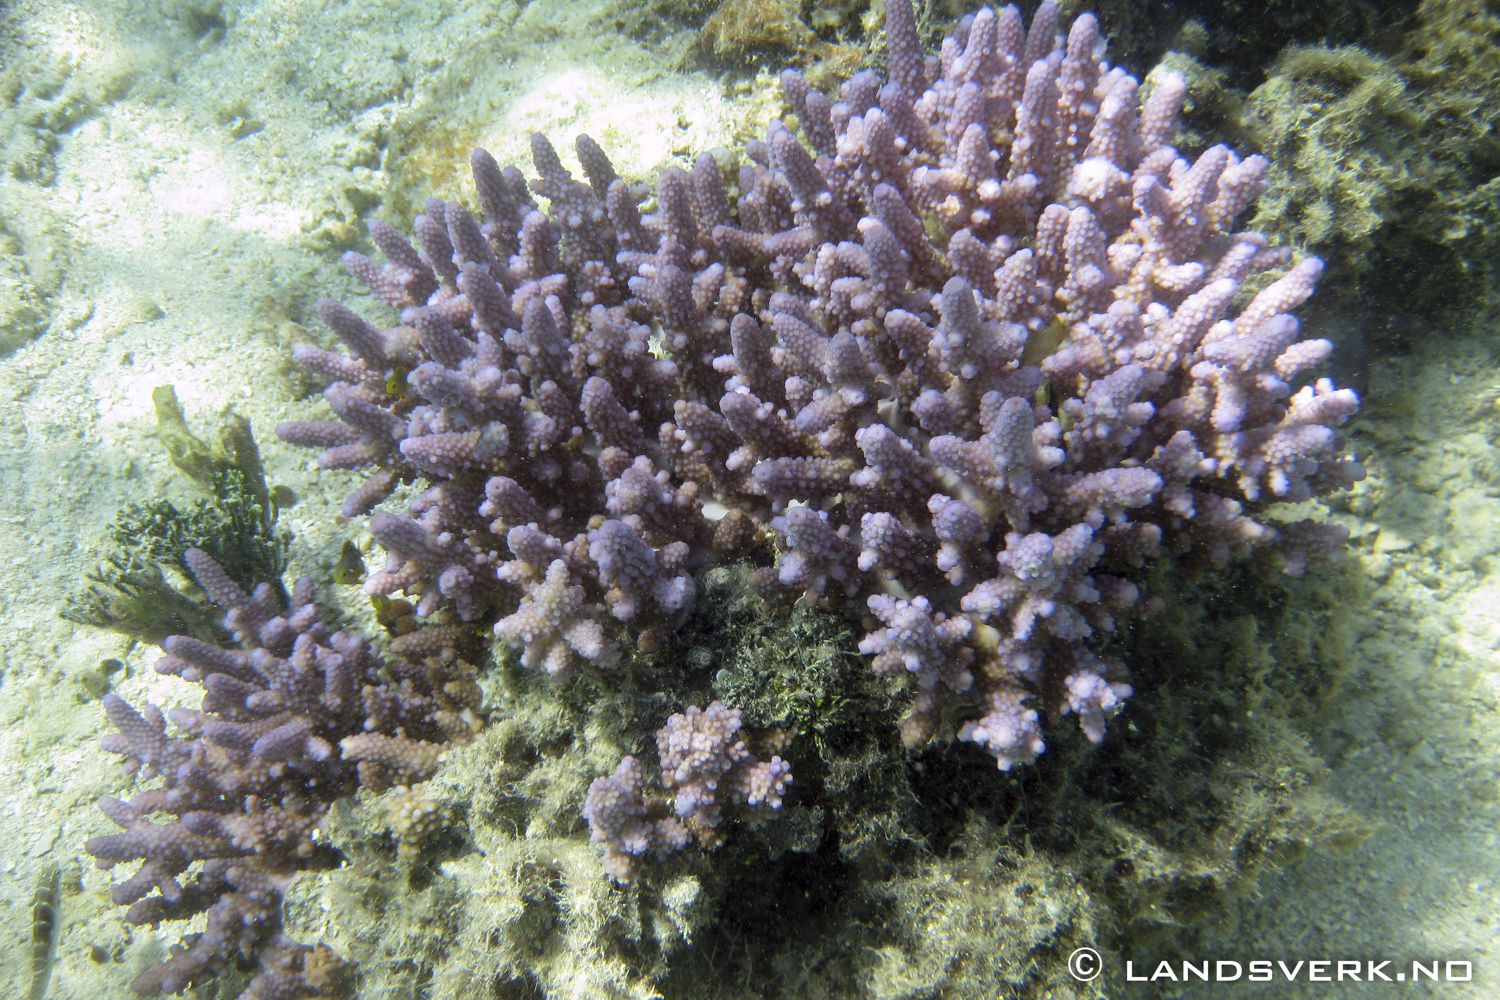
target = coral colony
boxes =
[86,551,482,997]
[89,0,1362,993]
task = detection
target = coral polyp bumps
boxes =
[89,0,1363,994]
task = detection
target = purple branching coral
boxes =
[275,0,1363,862]
[582,703,793,881]
[86,550,483,998]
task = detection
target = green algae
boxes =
[61,390,288,643]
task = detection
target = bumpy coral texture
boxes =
[86,550,482,998]
[279,0,1361,776]
[583,702,792,881]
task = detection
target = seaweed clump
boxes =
[698,0,869,85]
[1159,0,1500,338]
[61,387,288,643]
[1245,45,1420,267]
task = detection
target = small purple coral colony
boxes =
[87,551,482,997]
[583,701,793,881]
[90,0,1363,989]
